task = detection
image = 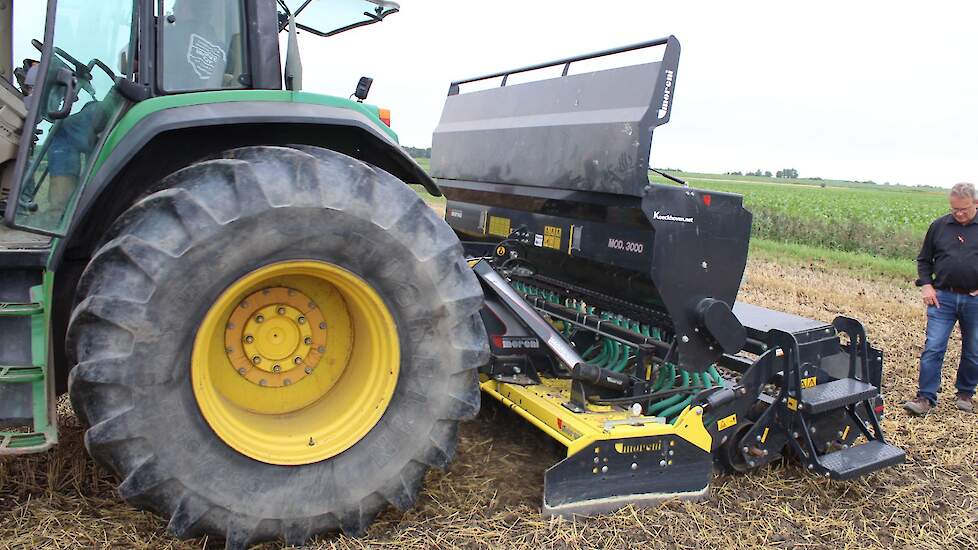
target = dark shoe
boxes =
[956,393,974,412]
[902,397,932,416]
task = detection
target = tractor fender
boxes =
[56,100,439,269]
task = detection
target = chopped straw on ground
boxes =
[2,257,976,549]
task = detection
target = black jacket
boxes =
[916,214,978,290]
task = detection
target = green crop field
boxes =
[649,171,948,261]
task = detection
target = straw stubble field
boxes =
[2,257,976,549]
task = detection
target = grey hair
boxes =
[950,182,976,200]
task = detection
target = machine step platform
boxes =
[0,302,44,316]
[801,378,878,414]
[0,257,56,455]
[819,440,905,480]
[0,365,45,383]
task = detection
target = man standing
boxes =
[904,182,978,415]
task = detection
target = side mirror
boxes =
[354,76,373,102]
[119,47,130,76]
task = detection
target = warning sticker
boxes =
[717,414,737,431]
[543,225,562,250]
[488,216,511,237]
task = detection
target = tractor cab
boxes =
[0,0,399,238]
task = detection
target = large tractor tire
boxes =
[66,146,487,548]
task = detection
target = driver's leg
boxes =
[49,175,77,212]
[46,135,80,222]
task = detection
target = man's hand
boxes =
[971,289,978,297]
[921,284,940,308]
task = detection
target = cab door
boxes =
[5,0,137,236]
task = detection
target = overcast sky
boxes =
[299,0,976,188]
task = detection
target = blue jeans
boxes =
[918,289,978,404]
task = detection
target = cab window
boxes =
[159,0,249,92]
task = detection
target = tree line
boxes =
[404,146,431,158]
[725,168,799,179]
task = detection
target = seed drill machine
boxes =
[0,0,902,547]
[431,37,905,515]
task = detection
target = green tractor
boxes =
[0,0,485,547]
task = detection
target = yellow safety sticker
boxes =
[787,397,798,411]
[717,414,737,431]
[543,225,562,250]
[761,427,770,443]
[495,245,507,256]
[801,376,817,389]
[488,216,511,237]
[842,425,851,440]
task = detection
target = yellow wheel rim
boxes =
[191,260,399,465]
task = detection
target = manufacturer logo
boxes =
[657,69,674,119]
[615,441,663,454]
[652,210,693,223]
[187,34,227,80]
[498,337,540,350]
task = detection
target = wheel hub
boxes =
[225,287,326,388]
[192,260,399,464]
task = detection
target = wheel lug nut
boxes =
[294,357,303,364]
[245,335,254,344]
[252,356,262,365]
[277,307,286,315]
[284,379,292,386]
[256,315,265,323]
[319,322,327,329]
[259,379,267,386]
[304,366,313,374]
[238,368,246,375]
[273,364,281,373]
[240,301,248,309]
[304,337,313,345]
[297,316,306,325]
[318,346,325,353]
[225,347,233,353]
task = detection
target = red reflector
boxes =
[378,108,391,127]
[703,194,712,206]
[491,335,504,348]
[874,404,885,414]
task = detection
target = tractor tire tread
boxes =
[67,145,487,549]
